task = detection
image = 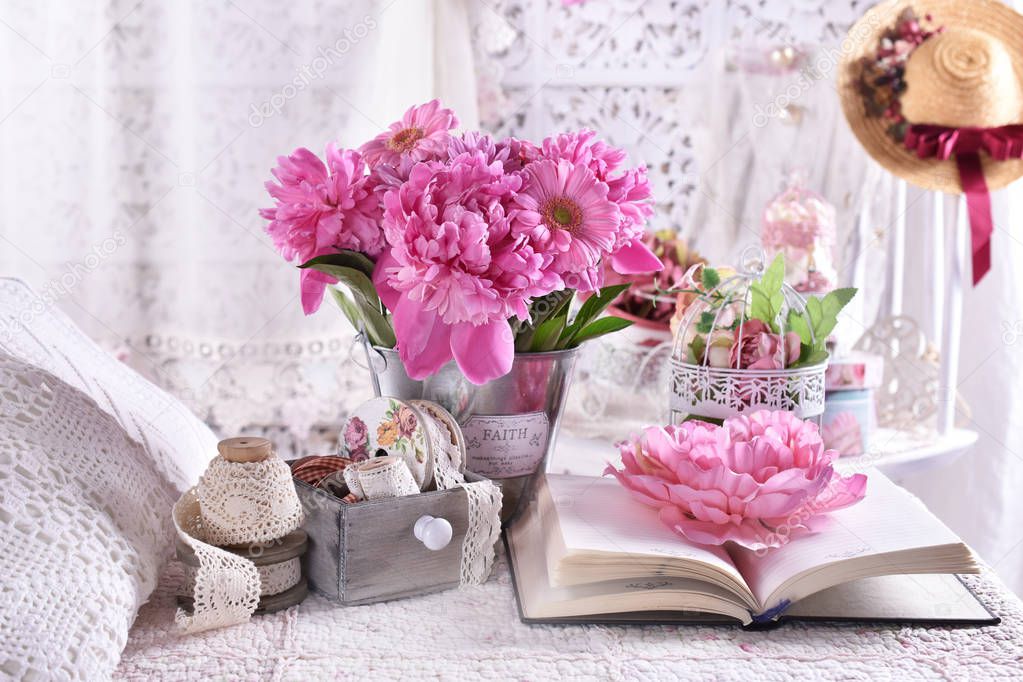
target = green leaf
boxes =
[529,313,569,352]
[301,250,376,278]
[787,308,813,346]
[760,253,786,296]
[688,335,707,364]
[701,267,721,290]
[329,286,396,348]
[805,296,824,330]
[531,290,574,327]
[302,263,379,309]
[808,287,857,346]
[750,285,773,326]
[307,262,395,347]
[329,287,362,330]
[791,345,829,368]
[821,287,857,320]
[558,284,631,348]
[569,316,634,346]
[695,311,716,334]
[515,291,574,351]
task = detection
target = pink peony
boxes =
[605,410,867,550]
[260,145,384,314]
[514,159,621,291]
[374,150,560,384]
[359,99,458,167]
[730,319,801,370]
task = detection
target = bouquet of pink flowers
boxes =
[605,410,867,551]
[261,100,662,385]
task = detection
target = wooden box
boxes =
[294,472,496,605]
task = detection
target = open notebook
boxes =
[506,472,997,627]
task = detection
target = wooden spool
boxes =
[176,529,309,614]
[217,436,273,463]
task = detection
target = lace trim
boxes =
[195,456,304,546]
[415,401,502,586]
[173,490,261,634]
[182,557,301,597]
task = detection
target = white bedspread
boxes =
[116,554,1023,681]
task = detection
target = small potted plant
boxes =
[260,101,662,519]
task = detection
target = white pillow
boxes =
[0,279,219,678]
[0,353,176,678]
[0,278,214,489]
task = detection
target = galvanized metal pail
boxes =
[365,343,580,523]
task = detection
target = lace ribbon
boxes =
[412,400,502,586]
[182,557,301,597]
[175,456,304,634]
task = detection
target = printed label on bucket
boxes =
[460,412,550,479]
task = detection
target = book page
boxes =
[730,470,973,609]
[544,475,746,587]
[508,489,753,624]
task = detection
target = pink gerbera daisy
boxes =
[359,99,458,167]
[515,159,620,282]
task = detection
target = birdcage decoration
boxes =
[669,247,829,423]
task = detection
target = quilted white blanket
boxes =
[116,555,1023,680]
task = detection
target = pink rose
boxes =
[397,405,418,438]
[344,417,369,459]
[729,319,801,370]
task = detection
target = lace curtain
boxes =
[3,0,1023,594]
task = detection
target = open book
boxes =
[506,472,996,627]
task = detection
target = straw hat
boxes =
[838,0,1023,192]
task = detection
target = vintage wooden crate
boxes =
[294,472,496,605]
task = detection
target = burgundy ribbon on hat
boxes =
[903,124,1023,285]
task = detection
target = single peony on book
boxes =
[506,472,994,628]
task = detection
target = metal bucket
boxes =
[365,343,579,523]
[363,345,424,400]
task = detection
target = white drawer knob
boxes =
[414,515,453,551]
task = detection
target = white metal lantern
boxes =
[669,247,827,423]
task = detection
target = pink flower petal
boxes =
[450,320,514,385]
[606,410,869,549]
[392,297,453,379]
[372,251,402,311]
[611,239,664,274]
[300,268,336,315]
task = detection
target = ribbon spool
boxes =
[174,436,308,633]
[194,437,304,546]
[176,530,308,615]
[343,455,419,500]
[340,397,457,490]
